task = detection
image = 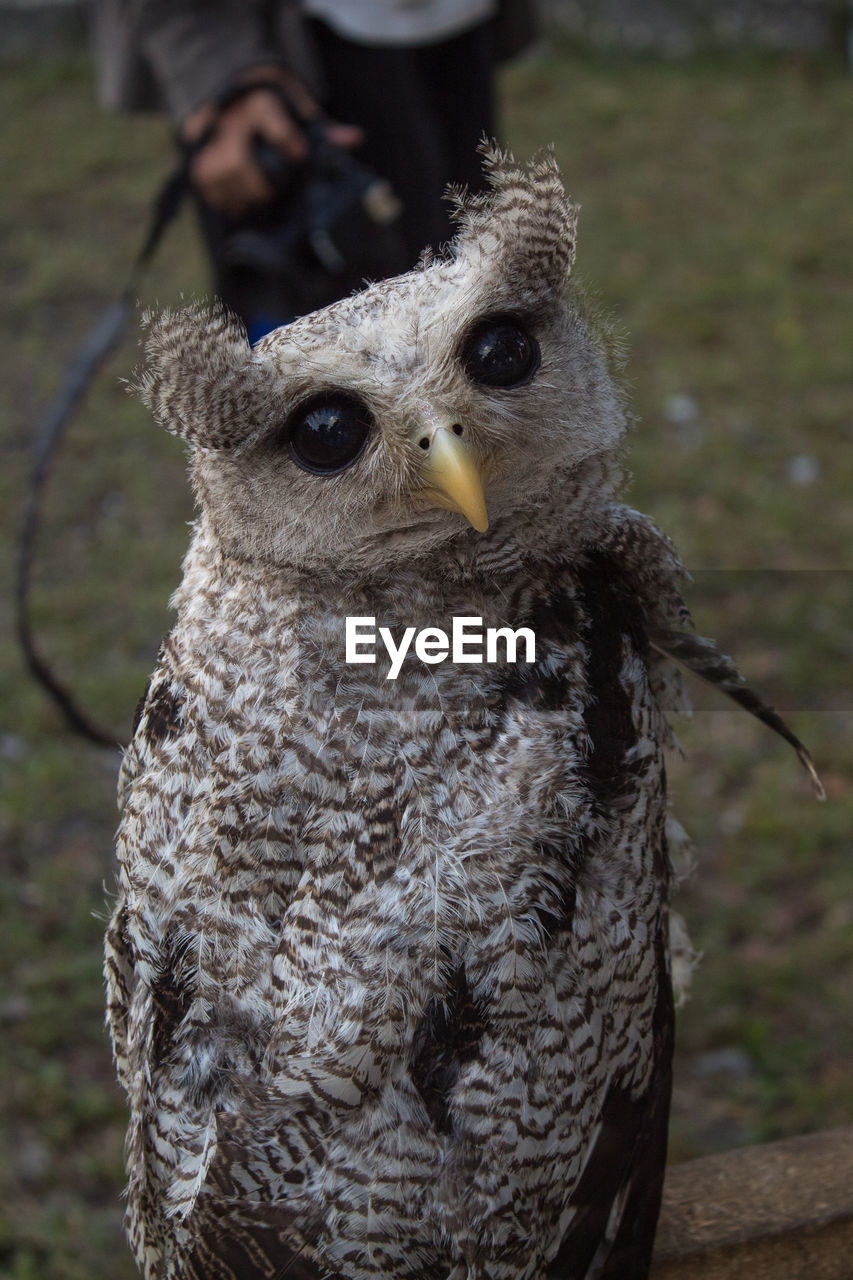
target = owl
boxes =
[106,147,821,1280]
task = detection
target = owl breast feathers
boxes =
[107,146,819,1280]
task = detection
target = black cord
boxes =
[15,154,191,749]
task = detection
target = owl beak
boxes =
[416,424,489,533]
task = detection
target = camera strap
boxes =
[15,143,195,748]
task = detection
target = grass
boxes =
[1,42,851,1277]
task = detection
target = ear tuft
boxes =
[134,302,263,450]
[448,141,578,287]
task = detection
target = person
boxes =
[92,0,538,339]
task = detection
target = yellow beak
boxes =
[418,425,489,533]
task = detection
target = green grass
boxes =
[1,45,851,1276]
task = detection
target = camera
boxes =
[212,121,409,335]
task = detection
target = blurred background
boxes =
[1,2,851,1276]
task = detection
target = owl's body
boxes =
[107,151,817,1279]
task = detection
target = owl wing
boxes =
[647,628,824,797]
[539,510,819,1278]
[108,650,189,1125]
[112,679,338,1277]
[601,506,823,797]
[523,553,673,1280]
[546,935,673,1280]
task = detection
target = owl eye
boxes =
[461,316,540,389]
[286,392,372,475]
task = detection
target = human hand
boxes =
[182,70,362,216]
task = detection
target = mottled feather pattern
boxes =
[137,300,273,450]
[108,147,818,1280]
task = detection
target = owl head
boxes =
[138,147,626,580]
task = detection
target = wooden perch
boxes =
[652,1127,853,1278]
